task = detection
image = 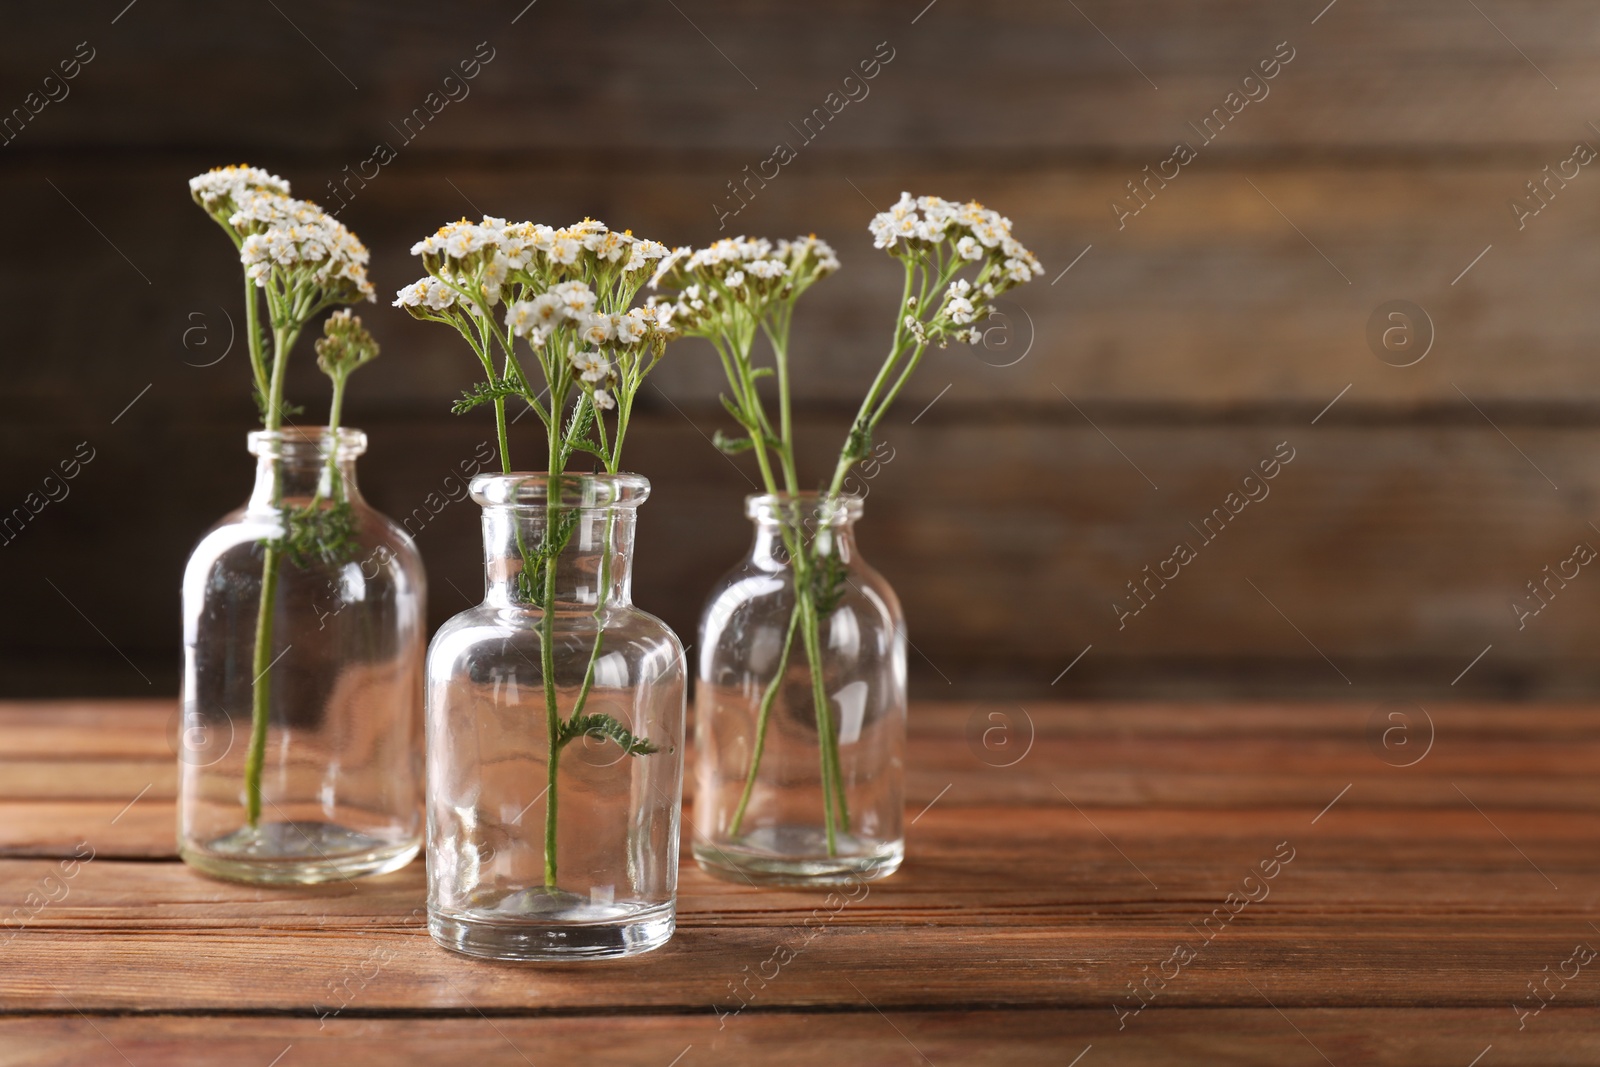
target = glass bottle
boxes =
[178,427,426,884]
[426,473,685,961]
[694,493,906,885]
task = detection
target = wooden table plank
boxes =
[8,923,1600,1014]
[0,702,173,758]
[0,762,173,802]
[0,1009,1590,1067]
[2,700,1597,1062]
[3,803,1598,1012]
[7,701,1600,860]
[4,806,1599,930]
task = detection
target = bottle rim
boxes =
[470,471,651,510]
[246,426,368,459]
[745,491,864,525]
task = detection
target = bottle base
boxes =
[693,827,904,886]
[428,896,675,961]
[179,821,420,885]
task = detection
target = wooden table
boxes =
[2,700,1598,1065]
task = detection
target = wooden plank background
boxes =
[4,1,1600,698]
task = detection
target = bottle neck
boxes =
[746,494,863,571]
[246,429,366,510]
[482,504,637,608]
[249,455,363,509]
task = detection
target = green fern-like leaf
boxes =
[712,428,755,454]
[452,379,522,416]
[281,500,359,570]
[719,393,755,429]
[556,712,660,756]
[810,547,848,617]
[842,422,872,467]
[560,399,605,461]
[513,508,581,603]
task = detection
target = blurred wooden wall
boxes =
[4,0,1600,699]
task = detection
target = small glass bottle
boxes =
[178,427,426,884]
[694,493,906,885]
[426,473,685,961]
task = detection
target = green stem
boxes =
[244,277,268,412]
[538,396,631,888]
[826,267,917,496]
[593,393,613,468]
[316,371,349,505]
[265,328,294,432]
[748,431,781,498]
[245,545,281,829]
[710,332,775,483]
[710,316,850,849]
[244,326,294,830]
[564,508,617,732]
[540,400,565,888]
[493,396,512,475]
[836,340,931,496]
[327,373,347,440]
[726,601,798,836]
[542,583,560,888]
[797,588,845,855]
[766,310,800,493]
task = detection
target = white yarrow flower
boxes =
[504,299,537,336]
[508,293,564,337]
[615,308,650,344]
[589,229,628,262]
[551,280,597,315]
[648,245,693,288]
[624,239,670,273]
[747,258,787,280]
[422,279,456,311]
[577,311,614,346]
[189,165,290,211]
[644,297,676,327]
[479,251,510,306]
[1004,257,1036,283]
[572,349,611,383]
[547,233,582,265]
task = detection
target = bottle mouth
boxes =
[247,426,368,461]
[471,471,651,510]
[746,492,863,527]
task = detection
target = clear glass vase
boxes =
[178,428,426,884]
[694,493,906,885]
[425,473,686,961]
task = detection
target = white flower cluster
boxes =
[497,281,668,410]
[189,166,375,304]
[188,165,289,213]
[870,191,1042,283]
[232,194,375,303]
[648,234,840,334]
[398,216,672,313]
[778,234,842,277]
[392,277,460,313]
[870,192,1043,347]
[399,216,679,414]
